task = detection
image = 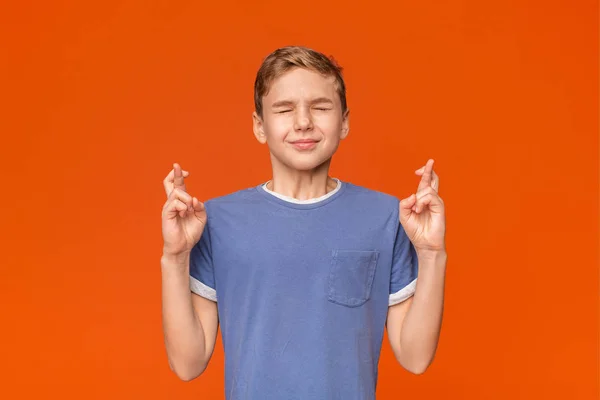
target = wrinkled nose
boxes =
[294,108,313,132]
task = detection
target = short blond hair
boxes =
[254,46,347,117]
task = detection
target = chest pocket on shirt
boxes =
[327,250,379,307]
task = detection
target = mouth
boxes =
[290,139,319,150]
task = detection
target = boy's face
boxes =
[253,68,349,172]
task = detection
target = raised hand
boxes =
[161,163,207,257]
[399,159,446,253]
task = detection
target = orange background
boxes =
[1,0,598,399]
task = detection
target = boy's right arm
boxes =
[161,251,219,381]
[160,163,218,382]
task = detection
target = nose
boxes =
[293,107,313,132]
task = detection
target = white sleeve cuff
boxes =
[190,276,217,302]
[388,278,417,306]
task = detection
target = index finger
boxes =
[431,170,439,192]
[417,159,434,192]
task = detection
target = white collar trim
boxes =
[262,178,342,204]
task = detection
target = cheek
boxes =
[315,114,343,136]
[263,117,290,140]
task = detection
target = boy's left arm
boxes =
[386,250,446,374]
[386,159,447,374]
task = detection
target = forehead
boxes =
[265,68,338,102]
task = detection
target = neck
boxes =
[267,156,336,201]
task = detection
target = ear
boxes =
[252,111,267,144]
[340,109,350,140]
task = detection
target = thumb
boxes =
[399,194,416,222]
[192,197,206,216]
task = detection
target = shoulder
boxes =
[204,184,262,210]
[341,181,400,211]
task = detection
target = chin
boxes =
[275,152,333,172]
[290,160,328,171]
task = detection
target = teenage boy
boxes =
[161,46,447,400]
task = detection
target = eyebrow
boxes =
[271,97,334,108]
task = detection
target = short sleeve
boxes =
[189,218,217,302]
[389,219,419,306]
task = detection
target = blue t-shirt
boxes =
[189,179,419,400]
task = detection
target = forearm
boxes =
[399,250,447,373]
[161,252,207,379]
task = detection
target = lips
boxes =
[291,139,318,144]
[290,139,318,150]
